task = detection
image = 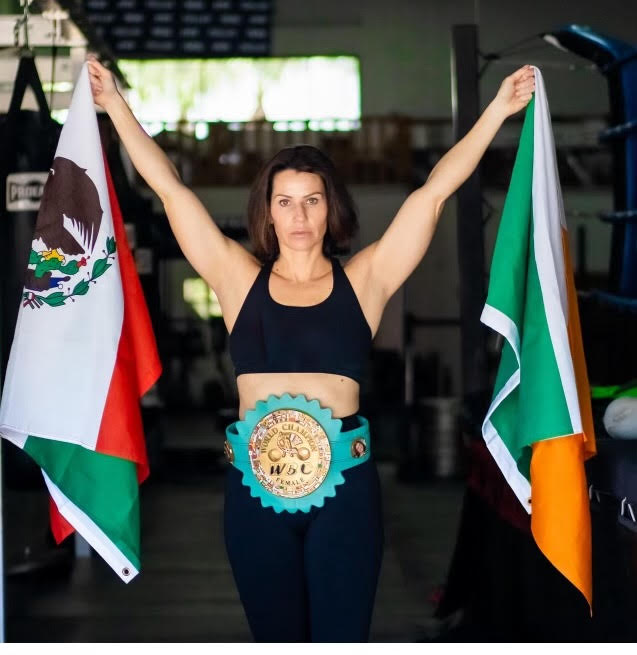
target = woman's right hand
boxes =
[86,54,119,110]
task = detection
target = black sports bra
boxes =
[228,257,372,384]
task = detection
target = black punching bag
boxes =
[1,54,60,380]
[0,54,60,489]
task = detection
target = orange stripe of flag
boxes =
[530,229,596,612]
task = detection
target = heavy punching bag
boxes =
[0,53,60,489]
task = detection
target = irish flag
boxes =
[481,66,596,607]
[0,64,161,582]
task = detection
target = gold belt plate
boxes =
[248,409,332,498]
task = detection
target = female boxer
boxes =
[87,54,535,642]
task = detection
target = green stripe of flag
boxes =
[24,436,141,571]
[484,95,574,486]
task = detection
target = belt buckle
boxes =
[228,394,367,513]
[248,408,332,499]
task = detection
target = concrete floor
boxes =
[4,413,466,643]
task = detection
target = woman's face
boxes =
[269,169,328,254]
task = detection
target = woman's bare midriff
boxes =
[237,372,360,420]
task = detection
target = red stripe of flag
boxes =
[48,152,162,543]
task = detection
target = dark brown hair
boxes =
[247,145,358,262]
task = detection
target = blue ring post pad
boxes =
[225,394,371,513]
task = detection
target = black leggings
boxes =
[223,416,385,642]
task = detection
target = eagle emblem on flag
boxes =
[22,156,117,310]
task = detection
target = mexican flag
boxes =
[0,64,161,582]
[481,66,596,608]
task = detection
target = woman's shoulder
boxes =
[226,240,263,274]
[342,243,376,278]
[340,244,380,299]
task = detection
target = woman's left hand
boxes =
[493,64,536,118]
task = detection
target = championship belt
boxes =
[224,394,370,513]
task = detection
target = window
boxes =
[183,278,222,319]
[118,56,361,131]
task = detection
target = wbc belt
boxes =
[224,394,370,513]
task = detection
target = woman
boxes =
[87,55,535,642]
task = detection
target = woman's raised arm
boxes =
[86,55,258,305]
[351,64,536,308]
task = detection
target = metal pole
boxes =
[0,299,5,645]
[450,24,488,399]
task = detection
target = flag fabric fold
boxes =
[0,63,161,582]
[480,66,596,608]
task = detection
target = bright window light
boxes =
[42,81,74,93]
[118,56,361,127]
[183,278,222,319]
[51,109,69,124]
[194,122,210,140]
